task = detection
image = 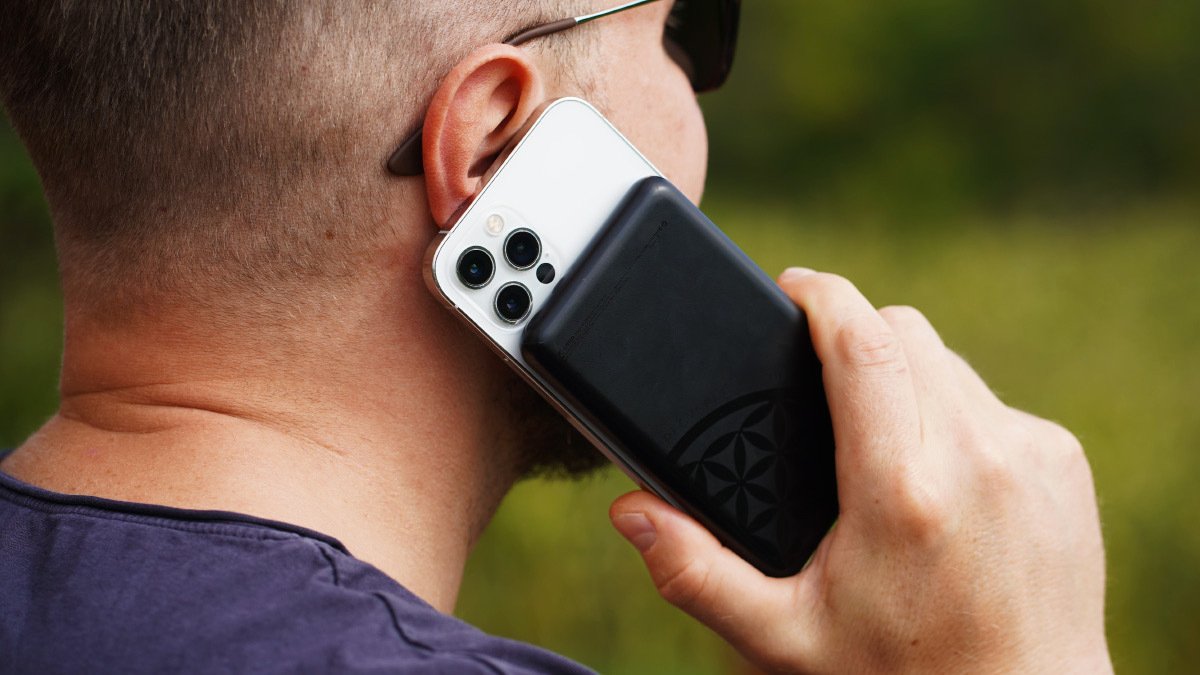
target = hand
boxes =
[610,268,1111,674]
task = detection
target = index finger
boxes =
[777,269,923,501]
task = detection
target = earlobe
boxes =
[423,45,546,226]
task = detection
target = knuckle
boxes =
[801,271,857,295]
[655,557,714,612]
[972,433,1017,491]
[835,314,908,372]
[889,472,950,544]
[879,305,930,333]
[1014,410,1086,462]
[881,305,947,360]
[1045,420,1085,458]
[1043,420,1091,479]
[954,420,1007,471]
[785,271,860,304]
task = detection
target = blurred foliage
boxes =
[2,0,1198,673]
[703,0,1200,217]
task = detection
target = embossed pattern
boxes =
[670,389,823,563]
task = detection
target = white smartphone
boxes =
[424,97,664,480]
[425,98,837,576]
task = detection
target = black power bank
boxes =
[522,177,838,576]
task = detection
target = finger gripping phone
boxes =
[425,98,836,576]
[522,177,837,576]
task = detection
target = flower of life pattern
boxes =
[668,390,810,558]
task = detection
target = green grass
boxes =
[456,199,1200,674]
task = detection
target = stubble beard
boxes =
[497,370,609,482]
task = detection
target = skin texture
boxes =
[1,1,1111,671]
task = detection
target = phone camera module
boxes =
[504,229,541,270]
[457,247,495,289]
[494,282,533,324]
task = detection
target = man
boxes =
[0,1,1112,673]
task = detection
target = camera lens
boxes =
[504,229,541,270]
[494,282,532,324]
[456,247,494,289]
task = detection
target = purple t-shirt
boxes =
[0,462,594,674]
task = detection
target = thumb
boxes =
[609,491,818,668]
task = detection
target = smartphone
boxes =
[425,98,837,576]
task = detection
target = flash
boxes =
[485,213,505,236]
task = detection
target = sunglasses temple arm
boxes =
[385,128,424,176]
[505,18,579,47]
[509,0,660,43]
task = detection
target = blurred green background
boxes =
[2,0,1197,672]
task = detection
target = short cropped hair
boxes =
[0,1,586,314]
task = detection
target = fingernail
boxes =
[612,513,657,552]
[779,267,816,281]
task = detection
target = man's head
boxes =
[0,0,705,308]
[0,1,708,479]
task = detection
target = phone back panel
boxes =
[522,177,838,576]
[428,98,660,362]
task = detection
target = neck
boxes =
[3,244,519,613]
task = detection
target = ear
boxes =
[423,44,546,225]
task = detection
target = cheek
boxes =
[663,95,708,204]
[641,78,708,204]
[596,50,709,204]
[635,74,708,203]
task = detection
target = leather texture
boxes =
[523,177,837,576]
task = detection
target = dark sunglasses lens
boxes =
[664,0,741,92]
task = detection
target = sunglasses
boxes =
[386,0,741,176]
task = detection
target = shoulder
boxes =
[0,478,592,674]
[157,543,595,674]
[301,551,595,674]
